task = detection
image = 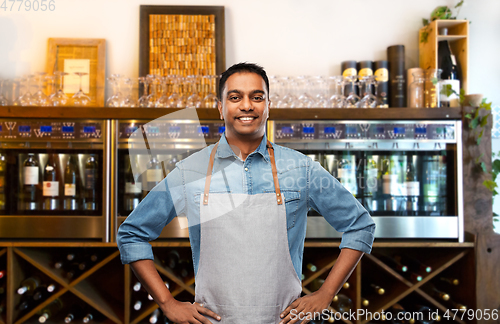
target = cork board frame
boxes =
[139,5,225,81]
[46,38,106,107]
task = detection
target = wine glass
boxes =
[297,76,315,108]
[202,75,219,108]
[48,72,70,106]
[268,75,282,107]
[0,80,10,106]
[359,76,378,108]
[186,75,201,108]
[106,74,122,107]
[71,72,91,106]
[176,77,188,108]
[344,75,361,108]
[145,75,157,107]
[328,76,346,108]
[30,72,49,106]
[167,75,181,108]
[13,76,33,106]
[121,78,136,107]
[277,77,298,108]
[137,77,149,107]
[313,76,329,108]
[155,76,170,108]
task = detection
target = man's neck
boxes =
[225,133,264,161]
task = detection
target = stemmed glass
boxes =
[268,76,282,107]
[359,76,378,108]
[186,75,201,108]
[48,72,70,106]
[146,75,158,107]
[328,76,346,108]
[277,77,298,108]
[13,76,33,106]
[202,75,219,108]
[313,76,329,108]
[29,72,49,106]
[167,75,181,108]
[344,75,361,108]
[71,72,92,106]
[0,80,10,106]
[176,77,188,108]
[106,74,122,107]
[121,78,136,107]
[155,77,170,108]
[137,77,150,107]
[297,76,315,108]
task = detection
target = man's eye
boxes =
[253,96,264,101]
[229,96,240,100]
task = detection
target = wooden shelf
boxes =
[0,106,463,121]
[437,35,467,42]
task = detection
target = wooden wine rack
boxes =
[0,241,476,324]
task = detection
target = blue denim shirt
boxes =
[117,133,375,279]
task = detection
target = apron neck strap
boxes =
[203,139,282,205]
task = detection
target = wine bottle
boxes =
[341,61,358,96]
[150,308,160,324]
[446,299,467,312]
[83,313,94,323]
[33,285,54,301]
[415,305,436,324]
[362,298,369,307]
[367,283,385,295]
[162,250,180,270]
[17,298,33,311]
[145,155,163,194]
[310,278,324,291]
[439,276,459,286]
[337,153,357,196]
[374,60,389,108]
[38,298,63,323]
[84,156,98,211]
[63,155,79,211]
[64,304,84,323]
[395,255,432,273]
[124,155,142,212]
[387,45,406,107]
[23,153,40,210]
[306,262,317,272]
[390,303,414,324]
[0,269,4,279]
[0,283,4,295]
[438,40,461,108]
[0,302,4,315]
[42,154,60,210]
[332,294,353,313]
[406,271,423,282]
[178,259,193,278]
[425,284,450,301]
[378,254,408,273]
[342,282,350,289]
[133,281,142,292]
[18,276,41,295]
[404,154,420,214]
[133,300,142,311]
[0,153,6,211]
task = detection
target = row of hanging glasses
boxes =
[0,72,91,107]
[106,74,219,108]
[269,75,385,108]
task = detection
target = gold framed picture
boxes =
[46,38,106,107]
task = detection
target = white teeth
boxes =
[239,117,254,121]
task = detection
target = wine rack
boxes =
[1,248,6,324]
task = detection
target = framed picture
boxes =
[46,38,106,107]
[139,5,225,98]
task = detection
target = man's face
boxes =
[218,72,269,139]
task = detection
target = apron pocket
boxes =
[204,304,282,324]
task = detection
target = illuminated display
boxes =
[147,126,160,134]
[83,126,96,133]
[218,126,225,133]
[19,125,31,132]
[198,126,209,134]
[169,126,181,132]
[415,127,427,134]
[376,126,384,133]
[394,127,405,134]
[40,126,52,133]
[126,126,139,134]
[324,127,336,134]
[302,127,315,134]
[281,127,294,134]
[346,126,357,134]
[62,126,74,133]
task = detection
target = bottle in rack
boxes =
[64,304,84,323]
[43,154,60,210]
[439,276,459,286]
[17,275,41,295]
[23,153,40,211]
[404,153,420,215]
[332,294,353,313]
[84,155,98,211]
[438,40,461,107]
[63,154,80,211]
[390,303,414,324]
[364,283,385,295]
[377,254,408,273]
[424,283,450,302]
[124,155,142,212]
[149,308,161,324]
[145,155,164,196]
[37,298,63,323]
[337,152,357,196]
[394,255,432,273]
[83,312,94,323]
[162,250,180,270]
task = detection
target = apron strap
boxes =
[203,139,282,205]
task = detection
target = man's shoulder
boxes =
[176,144,213,172]
[270,142,311,171]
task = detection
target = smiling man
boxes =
[117,62,375,324]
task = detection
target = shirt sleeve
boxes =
[307,159,375,253]
[117,166,185,264]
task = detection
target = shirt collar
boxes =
[216,133,270,162]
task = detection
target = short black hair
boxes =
[218,62,270,99]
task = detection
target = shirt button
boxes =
[244,167,249,171]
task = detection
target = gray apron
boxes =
[194,140,302,323]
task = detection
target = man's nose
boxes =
[240,96,253,111]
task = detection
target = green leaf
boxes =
[455,0,464,8]
[440,84,455,97]
[465,113,472,119]
[480,115,489,127]
[422,18,430,26]
[459,89,466,105]
[483,179,497,191]
[481,161,487,172]
[470,117,479,129]
[431,77,438,85]
[477,136,481,146]
[492,159,500,173]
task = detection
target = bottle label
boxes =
[126,182,142,194]
[24,166,39,185]
[64,183,76,196]
[147,169,163,182]
[342,68,357,77]
[43,181,59,196]
[439,80,460,107]
[382,174,399,195]
[359,68,373,78]
[85,170,96,189]
[405,181,420,196]
[375,68,389,82]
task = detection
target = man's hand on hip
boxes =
[279,289,332,324]
[160,300,221,324]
